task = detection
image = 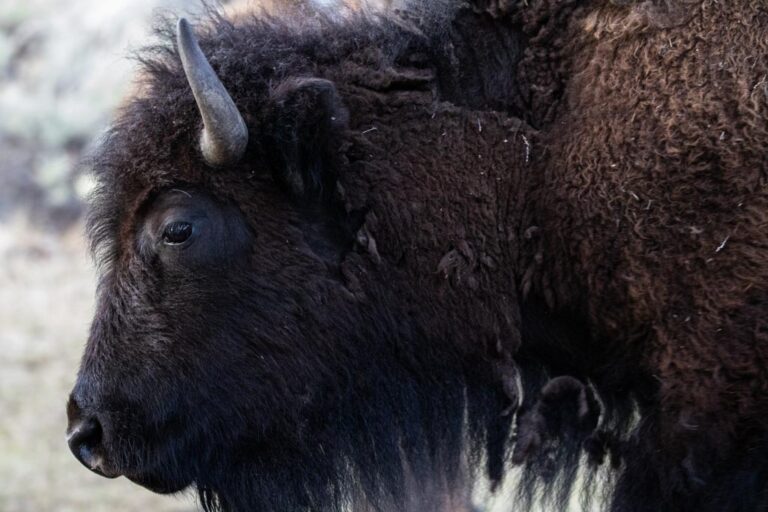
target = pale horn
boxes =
[177,18,248,167]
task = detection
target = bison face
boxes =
[66,19,359,496]
[67,186,362,494]
[67,188,257,492]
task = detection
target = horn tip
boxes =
[177,17,192,43]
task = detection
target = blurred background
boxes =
[0,0,205,510]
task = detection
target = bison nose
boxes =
[66,395,118,478]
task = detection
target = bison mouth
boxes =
[72,447,191,494]
[69,441,191,495]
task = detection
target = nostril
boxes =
[68,416,102,447]
[65,391,119,478]
[67,416,104,471]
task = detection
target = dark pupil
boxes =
[163,221,192,244]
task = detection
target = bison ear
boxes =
[265,77,348,199]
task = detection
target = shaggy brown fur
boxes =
[514,0,768,510]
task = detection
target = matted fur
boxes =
[518,1,768,511]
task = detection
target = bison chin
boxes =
[126,472,190,494]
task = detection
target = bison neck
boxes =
[337,90,535,354]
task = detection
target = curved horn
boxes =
[177,18,248,167]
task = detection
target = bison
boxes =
[65,1,768,511]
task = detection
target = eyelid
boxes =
[157,209,206,233]
[161,218,190,232]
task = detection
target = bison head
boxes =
[66,16,364,496]
[65,15,517,510]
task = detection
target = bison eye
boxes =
[162,221,193,245]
